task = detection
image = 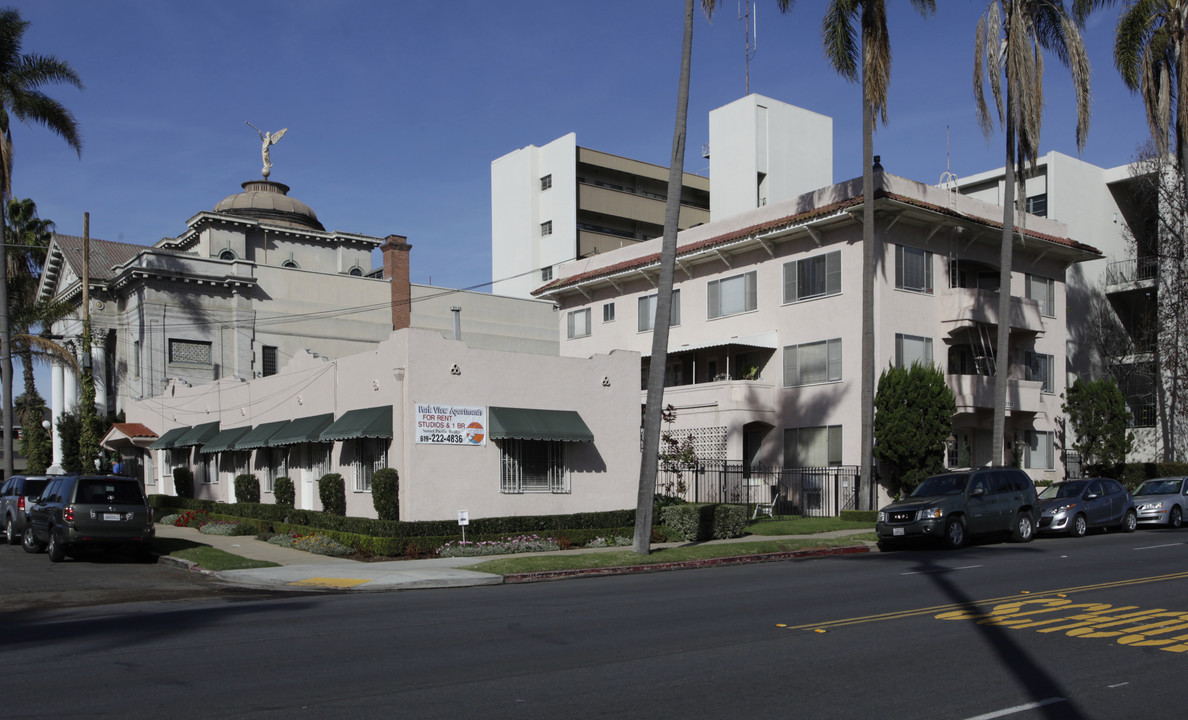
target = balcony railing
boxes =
[1106,256,1158,285]
[947,374,1044,415]
[940,288,1045,334]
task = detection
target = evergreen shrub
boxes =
[234,474,260,503]
[274,476,295,506]
[319,473,346,516]
[173,467,194,499]
[371,468,399,520]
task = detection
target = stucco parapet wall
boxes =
[108,253,260,291]
[534,173,1101,298]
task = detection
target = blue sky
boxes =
[11,0,1147,295]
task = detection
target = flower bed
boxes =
[268,532,353,557]
[436,534,561,558]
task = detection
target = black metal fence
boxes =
[657,460,860,517]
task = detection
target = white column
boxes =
[63,365,77,416]
[50,363,64,468]
[92,339,107,415]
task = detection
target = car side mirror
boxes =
[1085,493,1099,500]
[970,487,985,497]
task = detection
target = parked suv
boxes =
[23,475,154,562]
[1,475,52,545]
[876,467,1039,550]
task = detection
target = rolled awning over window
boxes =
[268,414,334,446]
[235,420,293,450]
[172,422,220,448]
[488,407,593,442]
[320,406,393,441]
[149,426,191,450]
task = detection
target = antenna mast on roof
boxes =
[740,1,757,95]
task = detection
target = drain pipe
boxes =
[451,306,462,341]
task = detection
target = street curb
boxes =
[155,553,218,577]
[501,544,870,583]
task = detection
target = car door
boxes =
[1083,480,1110,527]
[27,479,57,539]
[965,473,995,534]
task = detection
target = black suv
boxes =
[23,475,155,562]
[1,474,52,545]
[876,467,1039,550]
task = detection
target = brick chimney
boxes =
[381,234,412,331]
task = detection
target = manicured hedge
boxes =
[274,477,295,506]
[660,503,747,542]
[234,474,260,504]
[371,468,399,521]
[319,473,346,515]
[173,467,193,499]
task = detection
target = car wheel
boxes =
[1122,510,1138,533]
[1011,512,1035,543]
[4,516,16,545]
[943,517,966,550]
[1070,513,1088,538]
[47,531,66,563]
[22,526,45,553]
[1170,506,1183,529]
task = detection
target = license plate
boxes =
[893,528,905,536]
[103,513,120,521]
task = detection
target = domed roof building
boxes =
[213,180,325,231]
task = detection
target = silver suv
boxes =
[1,475,52,545]
[876,468,1039,550]
[23,475,155,562]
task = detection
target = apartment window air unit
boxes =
[567,308,591,339]
[638,290,681,332]
[895,246,933,294]
[262,345,278,377]
[540,174,552,191]
[707,271,757,319]
[784,251,841,303]
[783,339,842,387]
[541,220,553,236]
[895,334,934,368]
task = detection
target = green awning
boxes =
[488,407,593,442]
[269,414,334,446]
[148,426,191,450]
[173,421,220,448]
[320,406,393,441]
[200,426,253,454]
[234,420,292,450]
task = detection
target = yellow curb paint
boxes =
[287,577,373,589]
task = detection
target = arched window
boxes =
[348,266,363,276]
[219,250,236,261]
[282,260,298,269]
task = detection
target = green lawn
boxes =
[470,533,876,575]
[153,537,280,571]
[743,517,874,536]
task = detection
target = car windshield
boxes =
[911,474,968,497]
[76,480,144,505]
[1039,481,1087,500]
[1134,479,1183,496]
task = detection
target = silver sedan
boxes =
[1132,477,1188,528]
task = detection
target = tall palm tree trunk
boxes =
[635,0,694,554]
[991,99,1017,467]
[0,222,11,479]
[860,91,876,508]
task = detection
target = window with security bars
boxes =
[219,452,248,485]
[264,448,287,493]
[783,251,841,303]
[169,339,212,365]
[895,246,933,294]
[499,439,569,493]
[262,346,278,376]
[306,443,331,478]
[354,438,388,492]
[783,339,842,386]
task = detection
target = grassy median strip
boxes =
[470,533,877,575]
[153,537,280,571]
[743,518,874,536]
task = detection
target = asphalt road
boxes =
[4,528,1187,719]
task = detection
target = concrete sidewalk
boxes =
[154,523,873,592]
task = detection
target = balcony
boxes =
[940,287,1045,335]
[947,374,1044,415]
[1105,256,1158,287]
[651,379,778,418]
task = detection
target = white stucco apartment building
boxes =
[535,172,1101,506]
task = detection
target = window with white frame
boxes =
[1025,430,1054,470]
[638,290,681,332]
[354,438,388,492]
[783,339,842,386]
[895,333,934,368]
[895,246,933,294]
[1026,274,1055,316]
[602,302,615,322]
[783,426,843,467]
[499,439,570,493]
[540,220,553,236]
[1025,351,1054,393]
[540,174,552,191]
[707,270,757,319]
[567,308,591,339]
[541,266,553,282]
[783,251,841,303]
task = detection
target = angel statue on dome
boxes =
[246,122,288,178]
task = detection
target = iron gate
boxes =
[657,460,860,517]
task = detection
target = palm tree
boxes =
[973,1,1090,465]
[815,0,935,508]
[635,0,728,554]
[0,7,83,477]
[1076,0,1188,462]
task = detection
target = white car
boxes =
[1132,477,1188,528]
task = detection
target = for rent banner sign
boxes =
[414,403,487,445]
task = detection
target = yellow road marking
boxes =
[287,577,373,589]
[779,570,1188,632]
